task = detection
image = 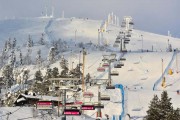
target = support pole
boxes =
[82,48,86,92]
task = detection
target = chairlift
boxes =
[120,57,126,61]
[115,40,121,43]
[100,95,110,101]
[129,22,134,25]
[102,63,109,67]
[113,44,119,47]
[118,62,124,66]
[124,41,129,44]
[110,71,119,76]
[124,38,130,41]
[126,34,131,37]
[121,25,126,28]
[114,64,122,68]
[122,49,128,52]
[111,53,116,56]
[97,67,105,72]
[106,86,115,89]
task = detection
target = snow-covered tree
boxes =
[2,64,14,89]
[146,95,161,120]
[8,50,16,66]
[60,57,69,77]
[48,47,55,64]
[7,38,12,50]
[12,38,16,49]
[23,69,30,84]
[19,50,23,65]
[34,70,43,82]
[27,35,33,48]
[36,49,42,67]
[39,33,45,45]
[24,48,32,65]
[44,68,52,79]
[145,91,180,120]
[52,67,59,78]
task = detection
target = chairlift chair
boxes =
[129,22,134,25]
[113,44,119,47]
[120,57,126,61]
[114,64,122,68]
[126,34,131,37]
[106,86,115,89]
[102,63,109,67]
[122,49,128,52]
[124,38,130,41]
[97,67,105,72]
[124,41,129,44]
[115,40,121,43]
[110,71,119,76]
[100,95,110,101]
[121,25,126,28]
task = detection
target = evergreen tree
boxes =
[146,95,161,120]
[12,38,16,49]
[39,33,45,45]
[36,49,42,66]
[60,57,69,77]
[44,68,52,79]
[19,50,23,65]
[23,69,30,84]
[7,38,12,50]
[145,91,180,120]
[34,70,43,82]
[2,64,14,89]
[27,35,33,48]
[48,47,55,64]
[159,91,174,119]
[52,67,59,78]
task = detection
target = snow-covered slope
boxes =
[0,17,180,120]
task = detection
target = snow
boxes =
[0,17,180,120]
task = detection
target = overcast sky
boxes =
[0,0,180,36]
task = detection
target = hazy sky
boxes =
[0,0,180,36]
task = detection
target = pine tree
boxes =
[60,57,69,77]
[146,95,161,120]
[159,91,174,119]
[36,49,42,66]
[145,91,180,120]
[2,64,14,89]
[27,35,32,48]
[52,67,59,78]
[44,68,52,79]
[39,33,45,45]
[23,70,30,84]
[7,38,12,50]
[34,70,43,82]
[12,38,16,49]
[48,47,55,64]
[19,50,23,65]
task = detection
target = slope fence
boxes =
[112,84,125,120]
[153,51,177,90]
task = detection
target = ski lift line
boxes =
[153,52,177,90]
[0,107,23,118]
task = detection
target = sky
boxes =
[0,0,180,37]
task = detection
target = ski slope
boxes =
[0,17,180,120]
